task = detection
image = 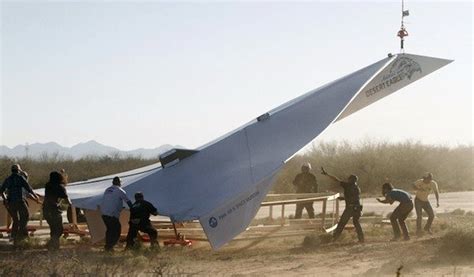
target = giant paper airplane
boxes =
[36,53,452,249]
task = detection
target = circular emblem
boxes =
[209,217,218,228]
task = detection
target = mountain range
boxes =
[0,140,176,160]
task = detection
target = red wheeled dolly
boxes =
[163,221,192,246]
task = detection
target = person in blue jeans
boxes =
[377,183,414,241]
[412,172,440,235]
[0,164,40,245]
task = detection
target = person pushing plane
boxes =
[125,192,160,250]
[100,176,132,251]
[0,164,40,246]
[412,172,440,236]
[377,183,414,241]
[321,167,364,243]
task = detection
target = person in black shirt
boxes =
[125,192,159,249]
[321,167,364,243]
[0,164,40,245]
[293,163,318,219]
[43,171,71,250]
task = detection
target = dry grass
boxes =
[1,140,472,194]
[0,155,158,189]
[1,215,473,276]
[302,233,333,249]
[438,228,474,260]
[274,140,473,195]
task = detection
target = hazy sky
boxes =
[1,1,472,150]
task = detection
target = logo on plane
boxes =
[365,56,423,98]
[209,217,218,228]
[387,56,422,80]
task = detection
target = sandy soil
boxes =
[157,233,474,276]
[1,219,473,277]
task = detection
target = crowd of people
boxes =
[293,163,440,242]
[0,164,159,251]
[0,162,440,251]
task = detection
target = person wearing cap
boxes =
[0,164,40,245]
[293,163,318,219]
[412,172,440,235]
[100,176,132,251]
[377,183,414,241]
[125,192,159,250]
[321,167,364,243]
[43,171,72,250]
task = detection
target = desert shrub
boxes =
[439,222,450,231]
[438,227,474,261]
[0,155,159,188]
[124,255,149,268]
[273,140,473,195]
[2,140,472,194]
[13,237,44,249]
[302,233,332,249]
[363,223,392,238]
[449,208,466,216]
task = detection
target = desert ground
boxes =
[0,210,473,276]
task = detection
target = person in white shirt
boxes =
[100,176,132,251]
[413,172,440,235]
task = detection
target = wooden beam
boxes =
[321,199,327,228]
[261,193,340,206]
[39,209,43,227]
[281,205,285,226]
[71,205,78,226]
[266,192,331,198]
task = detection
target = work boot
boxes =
[49,239,60,251]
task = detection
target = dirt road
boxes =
[256,191,474,219]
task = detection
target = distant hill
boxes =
[0,140,176,160]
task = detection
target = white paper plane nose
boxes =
[335,53,453,122]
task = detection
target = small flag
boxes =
[402,10,410,17]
